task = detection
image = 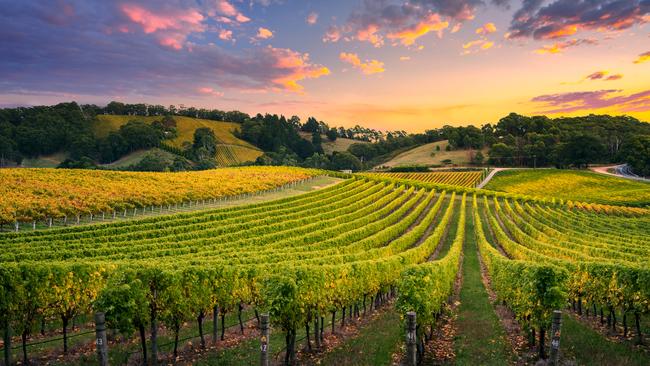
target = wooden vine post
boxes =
[260,313,269,366]
[549,310,562,366]
[94,312,108,366]
[406,311,417,366]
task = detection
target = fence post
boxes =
[549,310,562,366]
[94,312,108,366]
[3,320,11,366]
[14,221,18,232]
[260,313,269,366]
[406,311,417,366]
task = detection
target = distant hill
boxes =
[94,115,263,166]
[380,140,487,168]
[298,131,368,154]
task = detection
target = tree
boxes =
[326,128,338,142]
[329,151,362,171]
[472,151,484,165]
[192,128,218,160]
[618,135,650,177]
[302,117,320,133]
[558,134,606,168]
[303,153,330,169]
[488,143,514,166]
[311,131,323,154]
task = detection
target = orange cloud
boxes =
[256,27,274,40]
[585,71,623,81]
[339,52,385,75]
[542,24,578,39]
[534,38,597,55]
[386,14,449,46]
[399,56,411,61]
[462,39,494,54]
[268,47,331,92]
[634,51,650,64]
[356,24,384,47]
[475,22,497,35]
[323,26,342,43]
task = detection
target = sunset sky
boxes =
[1,0,649,131]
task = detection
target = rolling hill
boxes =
[94,115,263,165]
[298,131,368,154]
[380,140,487,168]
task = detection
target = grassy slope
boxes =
[454,200,513,365]
[21,151,69,168]
[382,140,487,168]
[485,169,650,207]
[94,115,263,163]
[298,132,367,154]
[100,148,178,169]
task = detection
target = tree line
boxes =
[1,102,649,175]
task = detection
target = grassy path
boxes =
[453,201,513,365]
[560,314,650,366]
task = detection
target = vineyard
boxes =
[0,167,319,226]
[0,173,649,365]
[369,171,486,187]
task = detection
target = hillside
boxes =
[485,169,650,207]
[94,115,263,165]
[381,140,487,168]
[298,131,368,154]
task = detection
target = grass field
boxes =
[485,169,650,207]
[100,148,178,169]
[381,140,487,168]
[94,115,263,164]
[298,132,368,154]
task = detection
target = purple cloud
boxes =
[325,0,505,47]
[0,1,329,98]
[531,89,650,113]
[508,0,650,40]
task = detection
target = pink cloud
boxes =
[210,0,250,23]
[306,12,318,25]
[532,89,650,114]
[585,71,623,81]
[120,3,205,49]
[219,29,233,41]
[323,25,342,43]
[198,87,224,97]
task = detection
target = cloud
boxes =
[306,12,318,25]
[508,0,650,40]
[386,14,449,46]
[339,52,385,75]
[324,0,505,47]
[400,56,411,61]
[219,29,233,41]
[198,87,224,97]
[0,1,330,96]
[534,38,598,54]
[462,39,494,54]
[211,0,250,23]
[531,89,650,113]
[323,25,342,43]
[476,22,497,35]
[269,46,331,92]
[634,51,650,63]
[255,27,274,40]
[585,71,623,81]
[120,3,205,49]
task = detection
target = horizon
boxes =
[1,1,649,131]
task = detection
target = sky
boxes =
[0,0,649,132]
